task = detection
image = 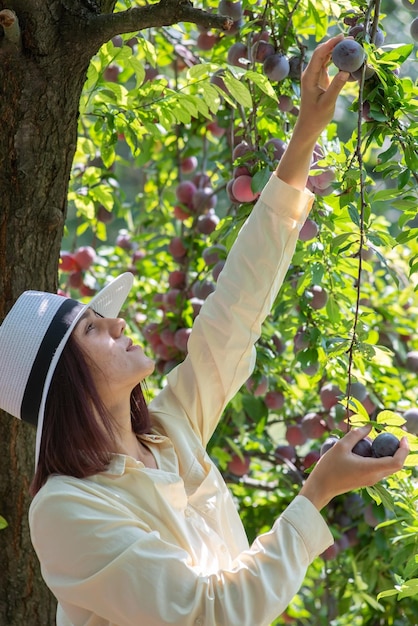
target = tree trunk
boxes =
[0,2,105,623]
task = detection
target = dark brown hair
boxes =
[30,333,151,496]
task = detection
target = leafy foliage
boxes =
[62,0,418,623]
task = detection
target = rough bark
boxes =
[0,2,230,624]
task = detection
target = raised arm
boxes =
[277,34,349,190]
[152,36,350,445]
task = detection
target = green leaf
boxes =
[366,484,396,512]
[200,83,221,114]
[376,410,406,427]
[380,44,414,65]
[244,70,278,100]
[187,63,215,80]
[397,578,418,600]
[252,167,271,193]
[326,295,341,324]
[223,73,253,107]
[0,515,7,530]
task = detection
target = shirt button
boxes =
[194,617,204,626]
[220,544,227,553]
[185,508,192,517]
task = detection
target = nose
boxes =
[109,317,126,337]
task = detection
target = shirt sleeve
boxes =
[29,484,333,626]
[157,174,313,446]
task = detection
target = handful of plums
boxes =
[321,432,400,458]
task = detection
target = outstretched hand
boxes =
[299,425,410,511]
[296,34,350,139]
[276,35,350,190]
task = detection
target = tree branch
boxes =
[85,0,233,49]
[0,9,22,48]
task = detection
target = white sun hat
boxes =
[0,272,134,469]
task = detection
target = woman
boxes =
[0,36,409,626]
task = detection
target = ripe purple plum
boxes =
[250,40,275,63]
[265,138,287,161]
[263,53,290,81]
[192,187,216,213]
[309,168,336,190]
[174,327,192,352]
[168,236,187,259]
[307,285,328,310]
[180,156,198,174]
[212,260,225,281]
[218,0,243,20]
[168,270,186,289]
[74,245,96,270]
[264,390,285,410]
[160,328,176,347]
[192,279,216,300]
[371,432,400,457]
[286,424,307,447]
[274,444,296,465]
[163,289,181,311]
[189,296,203,317]
[227,453,250,477]
[403,408,418,434]
[226,179,238,203]
[210,71,228,95]
[232,175,259,203]
[299,218,319,242]
[350,64,376,81]
[320,435,340,456]
[207,119,226,137]
[332,39,365,72]
[348,23,385,47]
[173,205,190,221]
[320,383,342,410]
[202,244,227,266]
[293,327,309,352]
[406,350,418,372]
[245,374,268,397]
[301,412,327,439]
[352,437,373,457]
[348,381,368,402]
[69,270,84,289]
[104,65,120,82]
[197,211,220,235]
[288,55,306,80]
[232,140,253,161]
[176,180,197,205]
[60,251,78,273]
[411,17,418,40]
[227,41,248,68]
[97,205,113,224]
[197,32,218,51]
[278,95,294,112]
[303,450,321,469]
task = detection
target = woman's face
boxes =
[72,308,155,401]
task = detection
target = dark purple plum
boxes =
[403,408,418,435]
[320,435,340,456]
[371,433,400,458]
[411,17,418,41]
[332,40,365,73]
[352,437,373,457]
[263,53,290,81]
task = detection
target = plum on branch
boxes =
[332,39,365,73]
[371,432,400,457]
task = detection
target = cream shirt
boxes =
[29,174,334,626]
